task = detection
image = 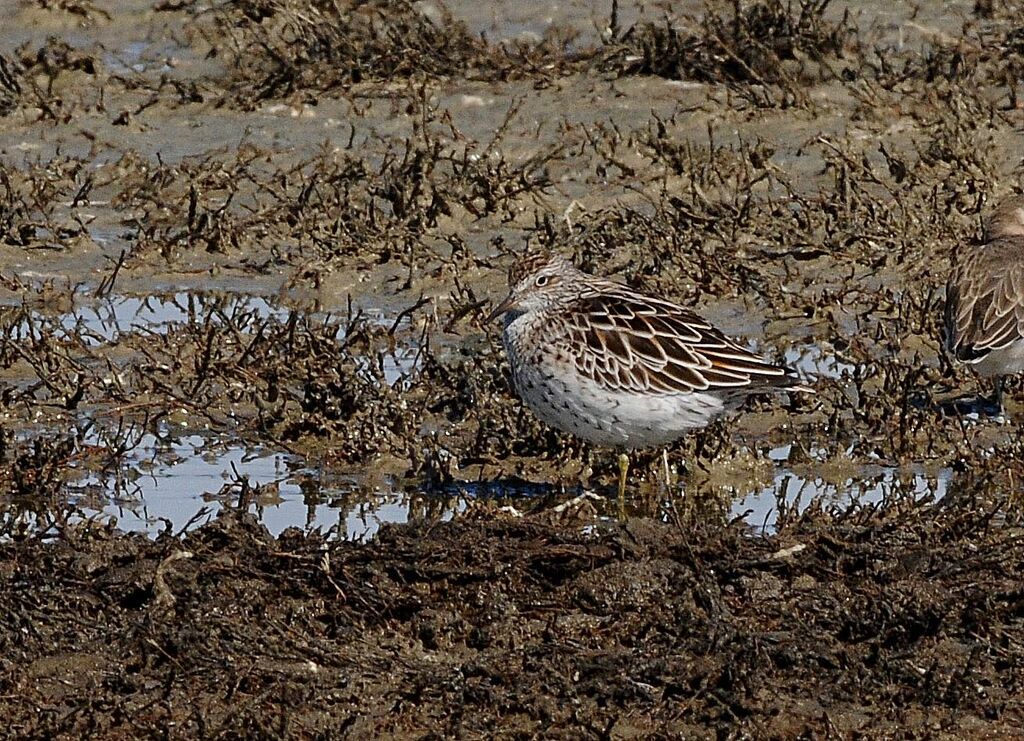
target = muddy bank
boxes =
[2,500,1022,737]
[1,0,1024,735]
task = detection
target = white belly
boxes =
[510,351,726,449]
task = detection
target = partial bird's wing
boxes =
[561,284,792,395]
[946,238,1024,361]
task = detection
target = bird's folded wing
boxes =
[946,246,1024,360]
[562,289,788,395]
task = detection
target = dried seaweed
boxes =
[0,503,1022,735]
[207,0,488,103]
[604,0,855,106]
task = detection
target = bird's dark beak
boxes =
[487,293,517,322]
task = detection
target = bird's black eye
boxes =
[535,275,549,287]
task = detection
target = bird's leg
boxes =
[995,376,1005,415]
[617,452,629,519]
[662,449,672,492]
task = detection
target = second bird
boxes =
[945,195,1024,412]
[489,250,804,507]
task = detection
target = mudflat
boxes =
[0,0,1023,736]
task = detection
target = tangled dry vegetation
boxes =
[205,0,488,102]
[2,502,1022,737]
[1,0,1024,736]
[0,0,1023,507]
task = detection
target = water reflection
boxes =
[55,432,953,540]
[17,291,421,385]
[2,293,955,540]
[68,433,426,540]
[731,465,952,534]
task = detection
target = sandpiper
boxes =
[945,195,1024,412]
[488,250,805,509]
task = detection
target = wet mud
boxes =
[2,0,1024,735]
[5,505,1024,738]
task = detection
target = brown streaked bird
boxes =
[488,250,806,509]
[945,195,1024,412]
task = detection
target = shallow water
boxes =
[48,426,951,540]
[66,433,430,540]
[784,344,857,381]
[15,291,423,386]
[734,444,952,533]
[42,293,286,344]
[0,290,954,539]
